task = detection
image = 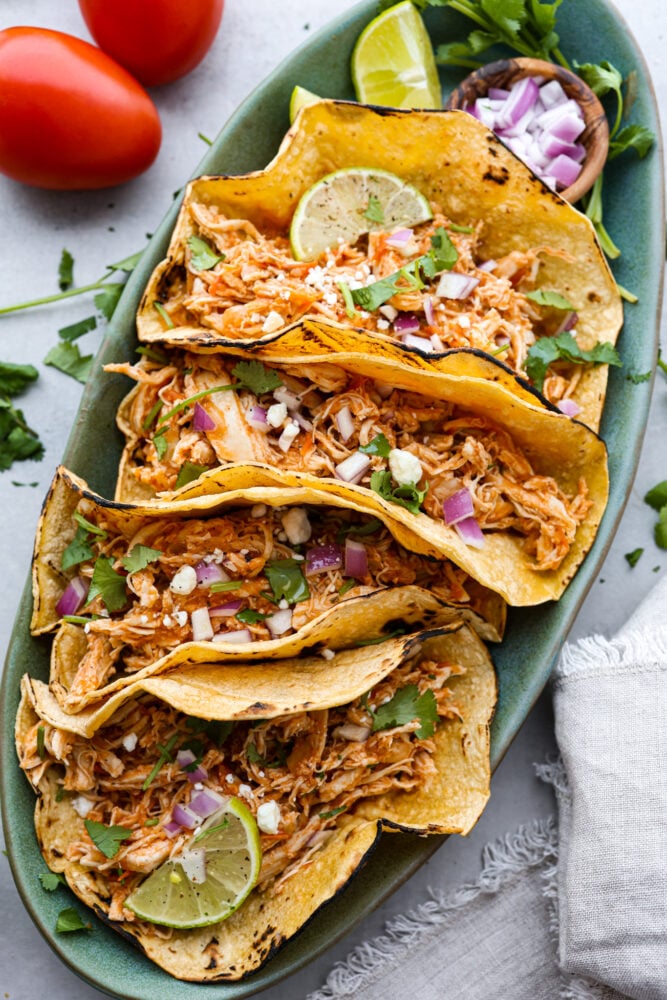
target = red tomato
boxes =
[78,0,225,87]
[0,28,161,190]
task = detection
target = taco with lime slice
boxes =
[16,622,496,981]
[32,466,504,712]
[136,101,622,429]
[109,339,608,606]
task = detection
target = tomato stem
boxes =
[0,280,112,316]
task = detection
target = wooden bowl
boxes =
[445,57,609,204]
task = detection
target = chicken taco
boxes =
[109,341,608,605]
[32,466,504,712]
[136,101,622,429]
[16,623,496,981]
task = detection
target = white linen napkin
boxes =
[310,574,667,1000]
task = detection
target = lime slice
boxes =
[351,0,441,109]
[125,799,261,929]
[290,166,432,260]
[289,85,321,123]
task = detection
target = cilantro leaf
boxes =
[175,461,209,489]
[142,733,179,790]
[94,283,124,320]
[187,235,225,271]
[210,580,243,593]
[185,717,234,746]
[626,371,652,384]
[0,398,44,470]
[364,194,384,224]
[350,228,456,312]
[236,608,270,624]
[153,301,175,328]
[369,684,438,739]
[351,274,403,312]
[337,280,359,319]
[608,124,655,161]
[524,332,621,393]
[37,725,45,759]
[574,60,623,99]
[429,226,458,271]
[246,742,265,765]
[61,527,94,571]
[86,556,127,612]
[58,249,74,291]
[122,545,162,573]
[624,548,644,568]
[231,360,283,395]
[359,433,391,457]
[319,805,347,819]
[84,819,132,858]
[73,511,106,537]
[58,315,97,342]
[525,289,575,310]
[153,432,168,460]
[356,628,406,646]
[107,249,144,273]
[39,871,66,891]
[44,342,94,384]
[0,361,39,396]
[644,481,667,512]
[56,907,91,934]
[655,509,667,550]
[435,0,563,65]
[335,517,382,543]
[265,559,310,605]
[369,469,428,515]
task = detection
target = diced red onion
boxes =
[554,311,579,335]
[344,538,368,580]
[336,405,355,442]
[163,820,183,838]
[306,544,343,576]
[192,402,216,432]
[180,848,206,884]
[497,75,539,128]
[189,790,226,817]
[332,723,371,742]
[477,260,497,273]
[212,628,253,644]
[430,333,446,352]
[539,79,569,109]
[549,153,582,188]
[248,406,269,432]
[472,98,495,128]
[379,304,398,321]
[488,87,509,100]
[385,228,413,248]
[443,487,474,526]
[539,132,586,160]
[186,764,208,784]
[209,600,243,618]
[293,411,313,432]
[191,607,214,642]
[334,452,371,484]
[176,749,196,769]
[278,420,300,452]
[56,576,89,617]
[195,561,229,587]
[454,516,486,549]
[393,313,420,336]
[172,803,199,829]
[436,272,479,300]
[423,295,434,326]
[273,386,301,411]
[266,609,293,637]
[402,333,434,353]
[557,398,581,417]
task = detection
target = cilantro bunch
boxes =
[0,361,44,472]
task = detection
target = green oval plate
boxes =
[1,1,663,997]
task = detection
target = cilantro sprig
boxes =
[0,363,44,472]
[369,470,428,516]
[187,235,225,271]
[368,684,438,739]
[359,432,391,457]
[84,819,132,859]
[265,559,310,605]
[39,871,67,892]
[644,481,667,550]
[122,545,162,574]
[350,227,458,312]
[85,556,128,613]
[156,361,282,430]
[524,332,621,394]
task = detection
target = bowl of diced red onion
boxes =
[445,56,609,204]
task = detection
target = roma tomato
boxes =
[78,0,225,87]
[0,27,161,190]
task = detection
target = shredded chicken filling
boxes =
[18,653,463,924]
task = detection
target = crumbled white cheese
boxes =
[139,614,148,625]
[305,265,328,287]
[376,319,390,331]
[84,622,91,634]
[226,774,235,784]
[72,796,94,818]
[194,782,203,791]
[169,564,197,595]
[162,615,173,628]
[238,784,253,801]
[266,402,288,428]
[320,648,335,661]
[173,610,188,628]
[281,507,312,545]
[122,732,138,752]
[262,310,284,333]
[250,503,267,518]
[323,291,338,306]
[256,801,281,835]
[388,448,423,486]
[278,599,289,611]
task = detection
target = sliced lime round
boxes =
[125,798,261,929]
[290,166,432,261]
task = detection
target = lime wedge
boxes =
[290,166,432,260]
[125,798,261,929]
[352,0,441,109]
[289,85,321,123]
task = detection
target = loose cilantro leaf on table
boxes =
[58,249,74,292]
[56,907,91,934]
[0,397,44,471]
[359,432,391,457]
[58,315,97,342]
[524,332,621,394]
[624,548,643,568]
[265,559,310,605]
[0,361,39,396]
[655,509,667,550]
[122,545,162,574]
[643,482,667,512]
[39,871,66,892]
[626,371,651,384]
[525,289,574,310]
[369,684,438,739]
[364,194,384,224]
[369,470,428,515]
[44,341,94,384]
[187,235,225,271]
[95,282,125,320]
[84,819,132,859]
[86,556,127,612]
